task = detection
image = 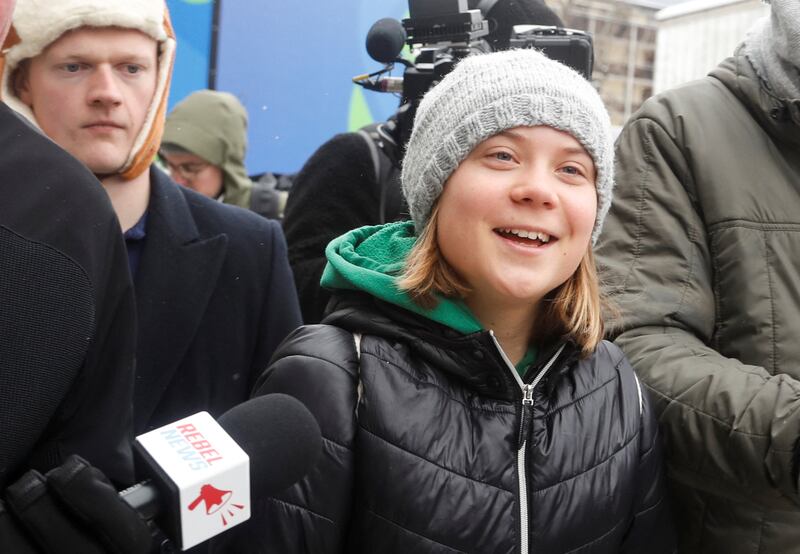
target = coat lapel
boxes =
[133,168,227,432]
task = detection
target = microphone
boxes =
[119,394,322,551]
[366,18,407,63]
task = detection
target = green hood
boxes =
[322,221,537,372]
[162,90,253,209]
[321,220,482,334]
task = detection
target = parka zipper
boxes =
[490,332,565,554]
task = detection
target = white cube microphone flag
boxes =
[120,394,323,551]
[136,411,250,550]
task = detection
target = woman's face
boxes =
[436,125,597,309]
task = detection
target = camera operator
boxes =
[282,0,565,324]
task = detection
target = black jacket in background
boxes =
[0,103,135,488]
[133,169,302,433]
[282,132,405,324]
[213,293,676,553]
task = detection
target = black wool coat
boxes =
[213,293,676,553]
[0,103,136,487]
[133,169,302,433]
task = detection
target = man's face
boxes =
[0,0,16,45]
[18,27,158,175]
[160,150,225,198]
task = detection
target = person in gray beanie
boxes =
[401,48,615,245]
[212,48,675,554]
[596,0,800,552]
[282,0,570,325]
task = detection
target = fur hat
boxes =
[0,0,176,180]
[401,48,614,244]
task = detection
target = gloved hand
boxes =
[0,455,154,554]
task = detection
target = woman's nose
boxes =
[509,167,558,208]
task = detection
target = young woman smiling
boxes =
[216,48,676,554]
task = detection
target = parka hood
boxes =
[321,221,482,335]
[321,221,543,374]
[162,90,253,208]
[711,47,800,148]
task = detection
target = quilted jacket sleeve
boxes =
[210,324,360,554]
[596,113,800,504]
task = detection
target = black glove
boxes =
[1,455,154,554]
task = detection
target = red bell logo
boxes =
[188,484,232,515]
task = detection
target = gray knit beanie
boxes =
[401,48,614,244]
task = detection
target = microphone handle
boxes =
[119,479,162,521]
[119,481,177,553]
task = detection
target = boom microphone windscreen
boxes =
[366,18,407,63]
[218,393,322,497]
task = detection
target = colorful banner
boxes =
[168,0,409,174]
[166,0,215,111]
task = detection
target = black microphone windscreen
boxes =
[217,394,322,497]
[366,18,406,64]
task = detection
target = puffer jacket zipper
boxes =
[490,332,565,554]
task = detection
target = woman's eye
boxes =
[125,65,141,74]
[493,151,513,162]
[64,63,81,73]
[560,165,583,176]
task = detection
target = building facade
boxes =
[550,0,766,126]
[551,0,678,126]
[653,0,769,93]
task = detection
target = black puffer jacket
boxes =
[214,293,675,553]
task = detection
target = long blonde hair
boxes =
[398,203,606,357]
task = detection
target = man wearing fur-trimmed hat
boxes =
[1,0,302,434]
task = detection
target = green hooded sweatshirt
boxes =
[162,90,253,209]
[322,221,536,374]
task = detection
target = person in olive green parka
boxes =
[596,1,800,552]
[161,89,287,219]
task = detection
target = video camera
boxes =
[355,0,594,105]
